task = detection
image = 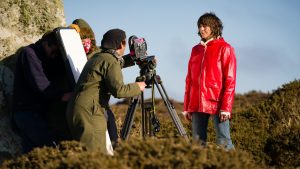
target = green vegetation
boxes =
[232,80,300,168]
[7,0,64,35]
[1,79,299,168]
[2,139,264,169]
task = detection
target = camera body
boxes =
[128,35,155,67]
[128,35,148,61]
[128,35,156,87]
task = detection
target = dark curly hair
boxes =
[197,12,223,40]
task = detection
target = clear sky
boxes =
[63,0,300,103]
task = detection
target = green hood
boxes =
[72,18,98,56]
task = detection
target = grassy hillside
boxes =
[1,80,300,169]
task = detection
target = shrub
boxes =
[2,139,265,169]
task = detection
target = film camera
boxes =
[127,35,156,87]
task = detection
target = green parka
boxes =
[66,50,140,153]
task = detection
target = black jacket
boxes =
[12,41,66,113]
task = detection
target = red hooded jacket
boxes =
[184,37,236,116]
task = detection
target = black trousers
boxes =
[106,109,118,148]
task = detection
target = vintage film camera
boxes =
[128,35,156,87]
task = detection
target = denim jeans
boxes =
[13,111,56,153]
[192,112,234,150]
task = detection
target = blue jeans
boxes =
[192,112,234,150]
[13,111,56,153]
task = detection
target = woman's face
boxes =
[199,24,212,40]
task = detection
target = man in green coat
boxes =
[66,29,146,153]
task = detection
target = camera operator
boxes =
[70,19,119,148]
[12,29,73,154]
[66,29,146,153]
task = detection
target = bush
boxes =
[2,139,265,169]
[232,80,300,168]
[2,80,300,169]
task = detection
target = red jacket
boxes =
[184,38,236,115]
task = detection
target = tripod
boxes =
[120,70,189,142]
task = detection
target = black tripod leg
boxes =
[120,96,140,140]
[153,75,189,142]
[141,92,146,138]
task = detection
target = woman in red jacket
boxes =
[183,12,236,150]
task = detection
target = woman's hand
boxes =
[182,111,192,122]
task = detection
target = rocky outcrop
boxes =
[0,0,65,162]
[0,0,65,59]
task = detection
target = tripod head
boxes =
[136,66,156,88]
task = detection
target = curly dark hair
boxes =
[197,12,223,39]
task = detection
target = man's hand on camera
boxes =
[136,82,146,91]
[219,111,231,122]
[182,111,192,122]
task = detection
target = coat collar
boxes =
[200,37,224,47]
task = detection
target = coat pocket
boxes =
[206,82,221,101]
[92,99,104,116]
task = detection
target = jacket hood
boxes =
[72,19,98,55]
